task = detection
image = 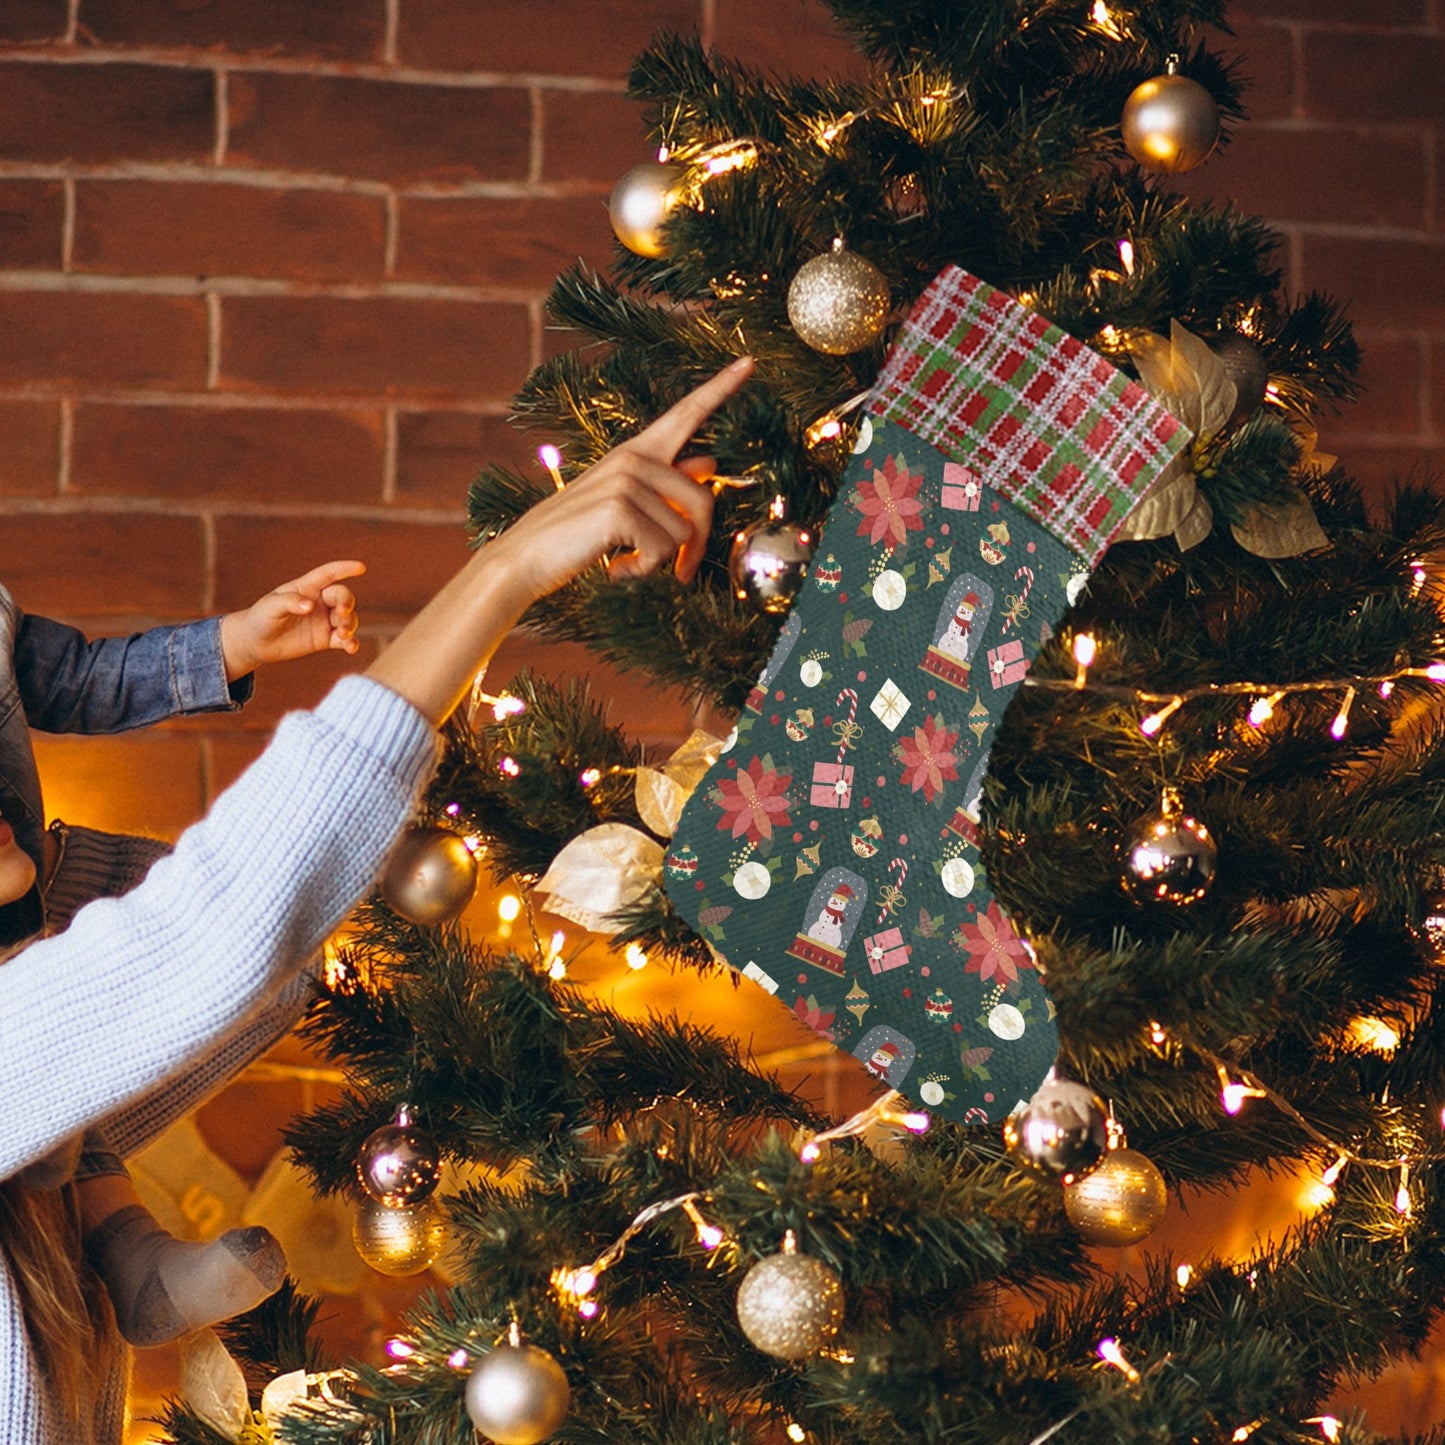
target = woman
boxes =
[0,354,751,1441]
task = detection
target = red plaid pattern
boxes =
[870,266,1190,566]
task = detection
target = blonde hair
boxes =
[0,1177,114,1433]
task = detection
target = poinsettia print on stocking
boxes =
[667,265,1189,1125]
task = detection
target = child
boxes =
[2,560,364,1347]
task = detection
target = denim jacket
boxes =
[0,582,251,881]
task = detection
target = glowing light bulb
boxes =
[901,1111,930,1133]
[385,1338,415,1359]
[491,693,526,720]
[1428,663,1445,683]
[1175,1263,1193,1290]
[1349,1016,1400,1054]
[498,894,522,923]
[448,1348,470,1369]
[1379,680,1395,699]
[1395,1161,1412,1217]
[1140,696,1183,736]
[1248,691,1284,728]
[625,943,648,970]
[1117,239,1135,275]
[799,1141,822,1164]
[1149,1021,1167,1045]
[579,767,602,788]
[578,1298,600,1319]
[787,1426,807,1443]
[1321,1154,1348,1187]
[538,444,565,491]
[499,756,521,778]
[1096,1337,1141,1383]
[1330,685,1356,740]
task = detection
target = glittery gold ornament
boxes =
[787,240,890,354]
[1121,58,1220,173]
[608,160,685,258]
[1120,788,1217,905]
[1003,1075,1109,1184]
[730,502,814,614]
[379,824,478,926]
[735,1231,844,1359]
[464,1339,570,1445]
[1063,1147,1168,1245]
[356,1109,441,1206]
[352,1196,447,1276]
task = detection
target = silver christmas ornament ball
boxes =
[1121,69,1220,173]
[1003,1076,1110,1184]
[352,1196,447,1276]
[357,1116,441,1206]
[379,824,478,926]
[1062,1147,1169,1246]
[730,516,814,614]
[1120,793,1217,905]
[608,160,685,258]
[787,243,891,354]
[464,1343,571,1445]
[1210,333,1271,426]
[735,1235,845,1359]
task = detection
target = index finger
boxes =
[283,559,367,595]
[631,356,754,462]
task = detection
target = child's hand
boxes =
[484,355,754,607]
[220,560,366,681]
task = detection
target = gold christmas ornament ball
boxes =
[1121,69,1220,173]
[730,516,814,614]
[356,1115,442,1206]
[1003,1076,1110,1184]
[379,824,478,926]
[735,1235,845,1359]
[464,1343,571,1445]
[1063,1147,1169,1246]
[608,160,685,258]
[787,243,891,354]
[352,1196,447,1276]
[1120,792,1217,906]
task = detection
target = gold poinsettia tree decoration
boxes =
[1115,320,1330,558]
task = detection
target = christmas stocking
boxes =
[664,266,1189,1126]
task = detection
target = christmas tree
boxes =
[164,2,1445,1442]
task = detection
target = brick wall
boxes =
[1,2,1441,1433]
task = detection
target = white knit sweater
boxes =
[0,675,438,1443]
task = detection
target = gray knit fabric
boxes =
[0,675,438,1443]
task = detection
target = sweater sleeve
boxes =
[0,675,438,1182]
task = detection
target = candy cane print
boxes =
[832,687,861,764]
[1000,564,1034,634]
[877,856,908,921]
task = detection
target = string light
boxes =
[579,767,602,789]
[798,1091,929,1165]
[497,894,522,923]
[625,942,649,971]
[1348,1016,1400,1054]
[552,1190,719,1314]
[546,930,567,980]
[1330,685,1356,739]
[1139,697,1183,736]
[1117,238,1135,275]
[1395,1159,1412,1217]
[681,1197,725,1249]
[1247,690,1284,728]
[786,1425,807,1443]
[1232,1423,1264,1442]
[1025,661,1445,738]
[538,444,566,491]
[1089,1,1127,40]
[1072,633,1096,689]
[1175,1263,1193,1290]
[1096,1337,1141,1384]
[1309,1419,1342,1444]
[498,756,521,778]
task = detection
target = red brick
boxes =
[213,515,468,623]
[396,412,539,507]
[395,195,616,290]
[1200,20,1296,123]
[78,0,385,60]
[31,733,207,839]
[1332,442,1445,513]
[712,0,871,83]
[1327,333,1422,438]
[0,1,67,42]
[1300,235,1445,331]
[72,401,384,503]
[219,294,531,401]
[1231,0,1428,23]
[1178,125,1426,229]
[0,512,207,617]
[0,399,59,495]
[74,180,387,281]
[227,72,531,185]
[398,0,701,78]
[0,290,207,387]
[0,61,214,164]
[0,179,64,268]
[1303,30,1445,124]
[542,90,650,185]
